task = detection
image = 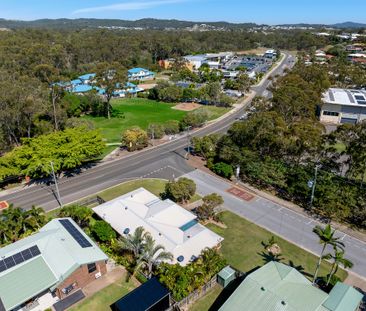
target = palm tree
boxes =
[141,234,173,278]
[312,224,345,284]
[1,205,25,241]
[200,248,226,281]
[323,247,353,286]
[23,206,46,232]
[117,226,147,258]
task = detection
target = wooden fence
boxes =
[167,275,218,311]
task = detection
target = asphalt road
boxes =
[2,53,366,279]
[0,53,294,210]
[184,169,366,279]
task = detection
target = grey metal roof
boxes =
[323,88,366,107]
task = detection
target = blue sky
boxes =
[0,0,365,24]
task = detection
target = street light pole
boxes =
[50,161,63,207]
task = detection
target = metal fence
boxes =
[77,195,105,207]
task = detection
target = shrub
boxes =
[121,127,148,152]
[212,162,233,179]
[147,123,165,139]
[164,177,196,203]
[91,220,116,242]
[164,120,180,135]
[179,109,209,130]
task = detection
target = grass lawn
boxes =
[99,178,202,203]
[98,178,168,201]
[198,106,230,121]
[189,285,222,311]
[69,280,136,311]
[83,98,187,143]
[208,211,347,281]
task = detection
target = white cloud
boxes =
[72,0,186,15]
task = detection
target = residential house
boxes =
[128,68,155,81]
[315,50,327,63]
[0,218,108,311]
[219,261,363,311]
[320,88,366,124]
[93,188,224,266]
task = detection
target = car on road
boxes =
[238,112,250,120]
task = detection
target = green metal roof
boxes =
[219,262,329,311]
[0,256,57,311]
[218,266,236,280]
[323,282,363,311]
[0,218,108,310]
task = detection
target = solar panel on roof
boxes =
[59,219,92,248]
[21,249,32,260]
[4,257,15,269]
[354,95,365,101]
[0,245,41,274]
[29,245,41,256]
[0,261,6,273]
[12,253,24,265]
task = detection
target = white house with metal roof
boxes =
[93,188,223,266]
[0,218,108,311]
[320,88,366,124]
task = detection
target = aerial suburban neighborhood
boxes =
[0,1,365,311]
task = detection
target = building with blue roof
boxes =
[70,79,82,86]
[71,84,94,94]
[128,68,155,81]
[78,73,96,83]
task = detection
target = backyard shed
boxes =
[112,278,170,311]
[217,265,236,288]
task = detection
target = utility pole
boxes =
[309,164,320,208]
[185,126,192,159]
[50,161,63,207]
[235,165,240,185]
[151,126,154,146]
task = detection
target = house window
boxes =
[87,263,97,273]
[323,111,339,116]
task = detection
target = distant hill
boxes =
[331,21,366,29]
[0,18,258,30]
[0,18,364,30]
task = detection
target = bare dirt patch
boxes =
[173,102,201,111]
[237,48,268,55]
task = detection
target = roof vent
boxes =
[281,301,286,306]
[123,228,130,234]
[177,256,184,262]
[125,206,128,210]
[261,286,265,291]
